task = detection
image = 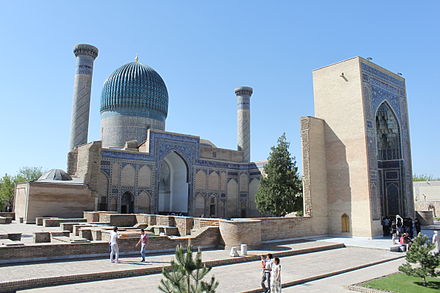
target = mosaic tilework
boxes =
[99,130,261,215]
[361,62,413,218]
[100,62,168,120]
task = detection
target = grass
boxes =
[361,273,440,293]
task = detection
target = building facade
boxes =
[64,46,262,218]
[302,57,414,237]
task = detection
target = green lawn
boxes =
[361,273,440,293]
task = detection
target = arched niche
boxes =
[121,164,135,187]
[341,213,350,233]
[376,102,402,160]
[121,191,134,213]
[158,151,189,214]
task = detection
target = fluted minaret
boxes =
[235,86,253,162]
[69,44,98,150]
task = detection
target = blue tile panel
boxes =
[237,96,250,110]
[76,55,95,75]
[100,131,261,171]
[100,62,168,121]
[361,61,413,219]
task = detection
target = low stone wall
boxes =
[84,211,117,223]
[259,216,315,241]
[173,216,194,236]
[156,215,176,227]
[415,201,440,218]
[0,212,15,220]
[99,214,137,227]
[219,219,262,249]
[0,227,219,263]
[416,211,434,225]
[194,218,220,229]
[43,218,87,227]
[0,217,12,224]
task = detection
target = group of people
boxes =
[382,216,440,254]
[261,254,282,293]
[382,216,421,240]
[382,216,421,249]
[109,227,148,263]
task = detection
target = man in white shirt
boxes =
[261,253,273,292]
[109,226,120,263]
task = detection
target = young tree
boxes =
[0,174,15,211]
[255,133,303,217]
[0,167,44,211]
[159,246,218,293]
[399,233,440,286]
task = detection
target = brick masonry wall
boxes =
[0,212,15,220]
[0,227,219,262]
[173,216,194,236]
[259,217,316,241]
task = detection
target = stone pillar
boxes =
[69,44,98,150]
[235,86,253,162]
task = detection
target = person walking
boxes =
[432,231,439,255]
[270,257,282,293]
[391,221,397,244]
[109,226,120,263]
[135,228,148,262]
[261,254,273,292]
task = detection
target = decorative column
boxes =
[234,86,253,162]
[69,44,98,150]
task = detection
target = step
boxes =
[0,242,345,292]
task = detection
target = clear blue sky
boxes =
[0,1,439,178]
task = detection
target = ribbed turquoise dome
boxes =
[100,61,168,121]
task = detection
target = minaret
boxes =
[69,44,98,150]
[235,86,253,162]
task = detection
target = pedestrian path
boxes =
[19,247,402,293]
[1,240,343,292]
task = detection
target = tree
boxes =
[159,246,219,293]
[0,167,44,211]
[399,233,440,286]
[0,174,15,211]
[255,133,303,217]
[15,166,44,182]
[413,173,439,181]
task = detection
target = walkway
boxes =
[18,247,402,293]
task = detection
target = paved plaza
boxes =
[3,223,435,292]
[16,246,401,293]
[1,221,418,292]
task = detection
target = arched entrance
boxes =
[121,192,134,213]
[341,214,350,232]
[158,151,189,214]
[375,102,403,217]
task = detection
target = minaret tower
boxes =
[234,86,253,162]
[69,44,98,150]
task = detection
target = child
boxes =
[271,257,282,293]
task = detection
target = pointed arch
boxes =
[121,164,135,187]
[208,172,219,190]
[341,213,350,233]
[158,151,189,213]
[138,165,152,188]
[375,101,402,160]
[195,170,207,190]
